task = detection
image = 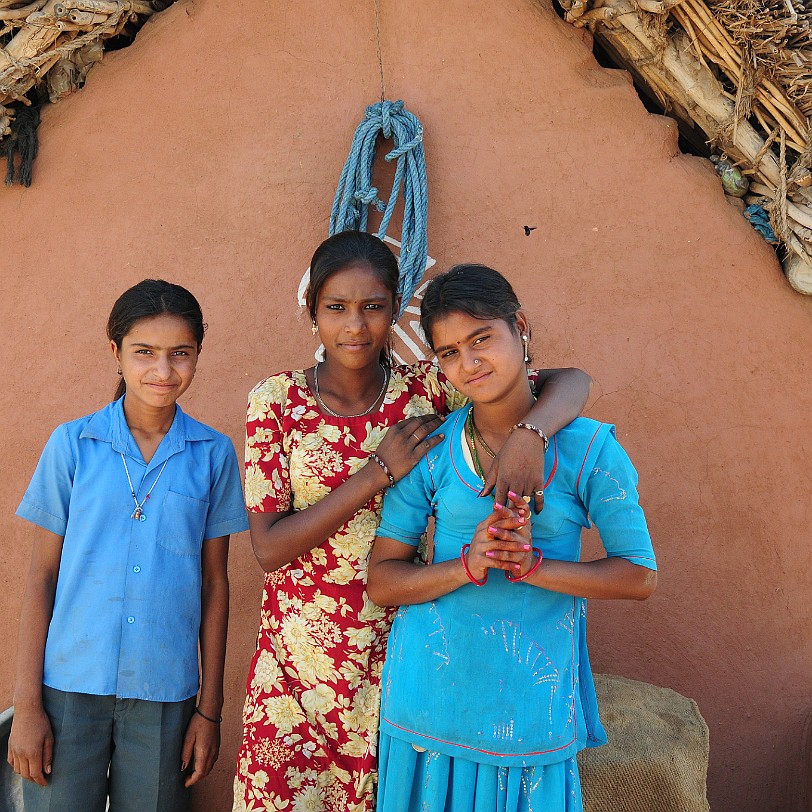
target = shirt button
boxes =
[133,565,141,573]
[127,616,135,624]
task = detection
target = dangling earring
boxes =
[311,320,318,336]
[117,368,122,376]
[522,335,529,363]
[390,319,396,333]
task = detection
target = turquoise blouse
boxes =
[376,407,657,767]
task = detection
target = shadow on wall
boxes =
[805,710,812,812]
[0,708,23,812]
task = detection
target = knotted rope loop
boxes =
[330,99,428,313]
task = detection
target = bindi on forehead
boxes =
[433,325,491,354]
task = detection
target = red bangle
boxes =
[505,547,543,582]
[460,544,487,586]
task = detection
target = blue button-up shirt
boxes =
[17,399,248,702]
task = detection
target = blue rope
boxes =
[330,100,428,313]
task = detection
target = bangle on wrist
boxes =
[505,547,543,582]
[510,422,549,453]
[194,706,222,724]
[369,452,395,488]
[460,543,487,586]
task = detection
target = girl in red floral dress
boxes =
[233,231,591,812]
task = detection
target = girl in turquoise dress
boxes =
[367,264,658,812]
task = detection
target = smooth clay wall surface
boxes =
[0,1,810,810]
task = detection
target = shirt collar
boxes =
[81,399,211,470]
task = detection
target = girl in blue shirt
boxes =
[368,265,658,812]
[7,280,248,812]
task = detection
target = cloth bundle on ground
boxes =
[578,674,710,812]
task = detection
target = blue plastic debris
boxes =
[743,204,779,245]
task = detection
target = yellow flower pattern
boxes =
[234,363,461,812]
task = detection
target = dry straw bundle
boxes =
[0,1,162,142]
[553,0,812,294]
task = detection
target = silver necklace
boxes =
[120,454,168,521]
[313,362,388,418]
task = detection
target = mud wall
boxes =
[0,1,809,809]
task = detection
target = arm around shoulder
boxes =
[528,367,592,436]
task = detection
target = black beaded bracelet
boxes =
[194,706,222,724]
[511,421,550,453]
[370,452,395,487]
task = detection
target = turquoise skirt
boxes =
[376,732,584,812]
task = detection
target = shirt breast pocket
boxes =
[157,490,209,557]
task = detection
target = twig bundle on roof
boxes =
[554,0,812,294]
[0,0,169,184]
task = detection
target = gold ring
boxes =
[522,495,532,504]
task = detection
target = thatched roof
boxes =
[2,0,811,292]
[0,0,171,181]
[557,0,812,293]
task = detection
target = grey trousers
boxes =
[23,686,195,812]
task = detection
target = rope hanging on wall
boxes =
[329,99,428,314]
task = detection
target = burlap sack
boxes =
[577,674,710,812]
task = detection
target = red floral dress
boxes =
[233,362,464,812]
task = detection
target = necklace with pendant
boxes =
[120,453,168,521]
[313,362,389,418]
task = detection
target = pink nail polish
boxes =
[508,490,519,500]
[523,544,531,551]
[488,526,498,534]
[494,502,504,511]
[485,551,494,558]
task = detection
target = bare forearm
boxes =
[367,557,469,607]
[528,368,592,436]
[526,557,657,600]
[14,578,57,709]
[183,538,227,789]
[251,462,388,572]
[197,573,228,718]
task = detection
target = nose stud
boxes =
[473,359,480,365]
